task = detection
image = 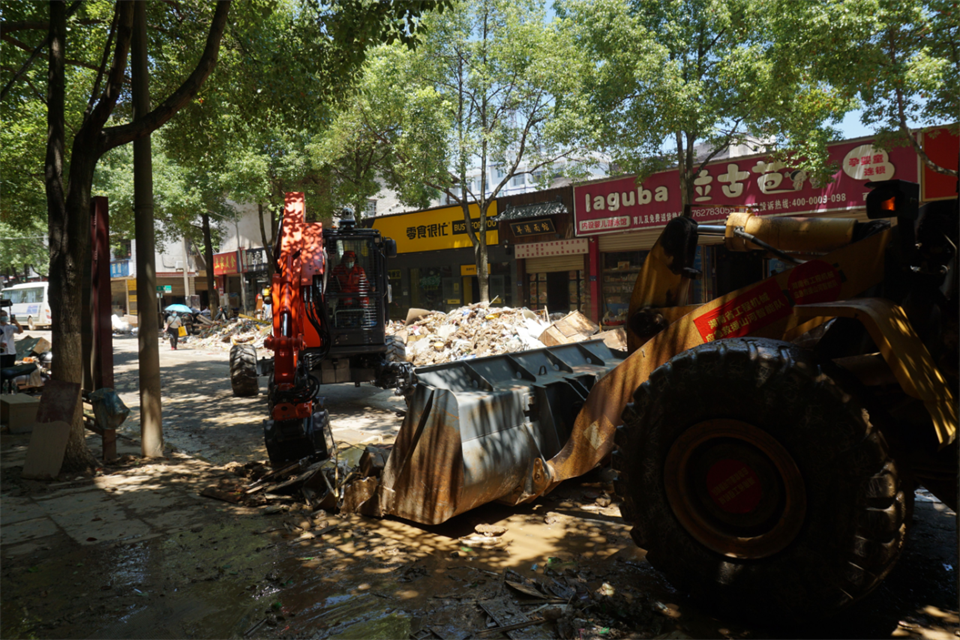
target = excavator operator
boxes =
[331,250,370,310]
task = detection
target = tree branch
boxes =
[896,90,958,178]
[85,4,119,121]
[76,0,133,151]
[1,18,103,35]
[2,33,102,71]
[0,1,82,101]
[101,1,231,153]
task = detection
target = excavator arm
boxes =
[262,193,332,464]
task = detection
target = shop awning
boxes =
[499,199,567,221]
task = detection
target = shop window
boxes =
[411,265,450,311]
[711,246,764,298]
[601,251,648,326]
[528,271,585,315]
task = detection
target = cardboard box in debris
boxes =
[389,305,626,367]
[537,311,627,352]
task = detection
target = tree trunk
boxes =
[477,203,490,304]
[42,0,227,470]
[201,212,219,311]
[258,201,276,279]
[55,114,102,472]
[46,1,97,473]
[132,0,163,458]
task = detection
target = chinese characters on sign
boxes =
[372,203,499,254]
[510,218,556,237]
[786,260,843,306]
[692,260,846,343]
[574,140,918,237]
[842,145,895,181]
[244,248,267,272]
[693,279,792,342]
[406,222,450,240]
[213,251,240,276]
[515,238,589,260]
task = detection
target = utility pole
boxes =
[181,237,191,303]
[132,2,163,458]
[236,218,248,313]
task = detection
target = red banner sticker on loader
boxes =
[693,279,792,342]
[707,459,763,514]
[787,260,842,306]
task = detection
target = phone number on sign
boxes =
[790,193,847,208]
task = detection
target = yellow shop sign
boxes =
[373,203,498,254]
[460,264,492,277]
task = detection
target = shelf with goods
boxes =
[601,270,640,325]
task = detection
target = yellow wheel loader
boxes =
[354,179,958,620]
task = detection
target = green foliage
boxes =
[2,0,445,279]
[93,137,230,252]
[0,219,48,278]
[559,0,858,200]
[324,0,593,216]
[851,0,957,172]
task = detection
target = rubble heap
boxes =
[190,317,271,351]
[388,303,552,367]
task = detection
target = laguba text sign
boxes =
[574,138,919,236]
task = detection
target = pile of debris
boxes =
[190,317,271,351]
[200,443,390,512]
[388,304,627,367]
[387,304,550,367]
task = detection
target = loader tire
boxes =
[385,334,406,363]
[614,337,908,622]
[229,344,259,397]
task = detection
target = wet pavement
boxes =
[1,331,957,639]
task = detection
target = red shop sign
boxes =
[574,138,920,236]
[213,251,241,276]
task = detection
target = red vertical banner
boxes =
[91,197,114,389]
[588,237,601,323]
[921,128,959,202]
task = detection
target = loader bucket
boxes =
[372,340,625,525]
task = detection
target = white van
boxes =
[2,282,51,330]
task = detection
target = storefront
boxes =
[575,135,927,324]
[109,260,131,315]
[498,187,598,321]
[242,247,270,311]
[213,250,244,312]
[371,202,507,318]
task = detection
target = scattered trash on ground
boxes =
[188,318,272,352]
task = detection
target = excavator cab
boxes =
[324,234,384,338]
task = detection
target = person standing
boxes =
[163,312,182,350]
[0,310,23,369]
[261,287,272,322]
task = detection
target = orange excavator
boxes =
[229,193,411,465]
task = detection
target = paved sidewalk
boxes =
[1,431,252,560]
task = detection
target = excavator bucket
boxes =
[369,340,625,525]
